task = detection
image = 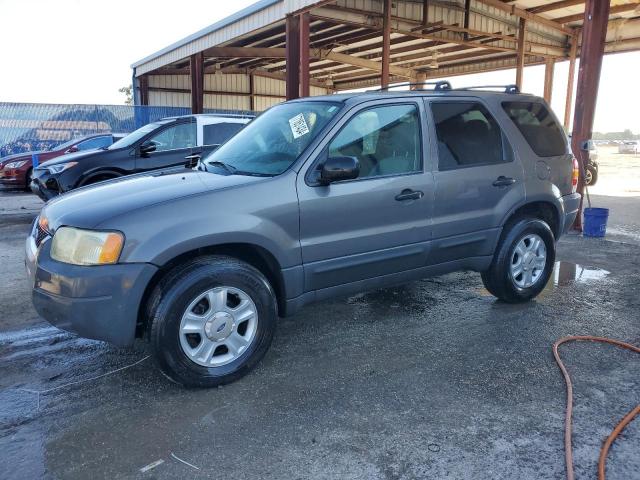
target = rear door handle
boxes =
[395,189,424,201]
[492,176,516,187]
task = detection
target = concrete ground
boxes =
[0,147,638,479]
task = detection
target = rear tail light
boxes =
[571,156,579,193]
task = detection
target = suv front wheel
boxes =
[481,218,555,303]
[148,256,277,387]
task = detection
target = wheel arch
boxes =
[137,242,287,338]
[502,200,561,239]
[76,168,127,187]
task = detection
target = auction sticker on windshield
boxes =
[289,113,310,139]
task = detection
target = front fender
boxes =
[75,168,127,188]
[96,173,302,269]
[133,214,298,268]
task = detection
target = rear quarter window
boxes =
[502,101,567,157]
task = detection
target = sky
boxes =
[0,0,639,133]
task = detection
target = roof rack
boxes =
[454,84,520,94]
[375,80,452,92]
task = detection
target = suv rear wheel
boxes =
[481,218,555,303]
[148,256,277,387]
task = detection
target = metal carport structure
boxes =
[132,0,640,228]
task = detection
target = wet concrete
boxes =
[1,190,639,479]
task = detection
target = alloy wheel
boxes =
[510,234,547,289]
[179,286,258,367]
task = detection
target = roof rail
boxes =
[374,80,452,92]
[454,84,520,94]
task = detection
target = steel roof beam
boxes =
[475,0,574,34]
[313,6,567,57]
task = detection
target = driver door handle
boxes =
[492,176,516,187]
[395,189,424,201]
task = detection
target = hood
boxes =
[36,148,104,168]
[42,168,265,231]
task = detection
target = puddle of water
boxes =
[551,261,610,286]
[477,261,610,297]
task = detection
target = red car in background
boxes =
[0,133,125,190]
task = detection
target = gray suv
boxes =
[25,84,581,387]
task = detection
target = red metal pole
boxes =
[285,15,301,100]
[190,52,204,114]
[299,12,310,98]
[249,73,255,111]
[139,75,149,106]
[543,58,555,103]
[564,30,579,130]
[381,0,391,88]
[570,0,611,231]
[515,18,526,90]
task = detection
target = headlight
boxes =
[5,160,28,169]
[46,162,78,174]
[50,227,124,265]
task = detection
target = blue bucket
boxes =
[583,207,609,237]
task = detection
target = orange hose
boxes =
[553,336,640,480]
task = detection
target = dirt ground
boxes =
[0,148,638,479]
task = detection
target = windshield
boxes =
[55,137,85,151]
[108,120,171,150]
[204,101,342,175]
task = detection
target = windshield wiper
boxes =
[208,161,238,175]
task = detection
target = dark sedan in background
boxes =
[0,133,125,190]
[31,114,252,201]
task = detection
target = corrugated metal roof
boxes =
[131,0,282,69]
[134,0,640,92]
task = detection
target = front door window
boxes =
[148,122,196,152]
[327,104,422,179]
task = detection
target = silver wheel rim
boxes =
[510,233,547,289]
[585,169,592,185]
[179,286,258,367]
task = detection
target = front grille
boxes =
[34,220,50,247]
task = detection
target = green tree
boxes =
[119,85,133,105]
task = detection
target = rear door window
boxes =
[431,101,511,170]
[502,101,567,157]
[203,122,245,146]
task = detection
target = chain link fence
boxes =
[0,103,253,158]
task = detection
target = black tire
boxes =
[481,218,555,303]
[24,168,33,191]
[147,255,277,388]
[585,165,598,186]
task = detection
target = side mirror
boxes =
[139,141,156,155]
[184,153,201,168]
[66,146,79,153]
[319,156,360,185]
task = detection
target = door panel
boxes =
[297,102,434,292]
[426,99,525,264]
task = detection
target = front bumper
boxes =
[26,228,158,346]
[30,173,59,201]
[559,192,582,235]
[0,168,26,186]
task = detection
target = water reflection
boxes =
[550,261,609,286]
[478,261,610,298]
